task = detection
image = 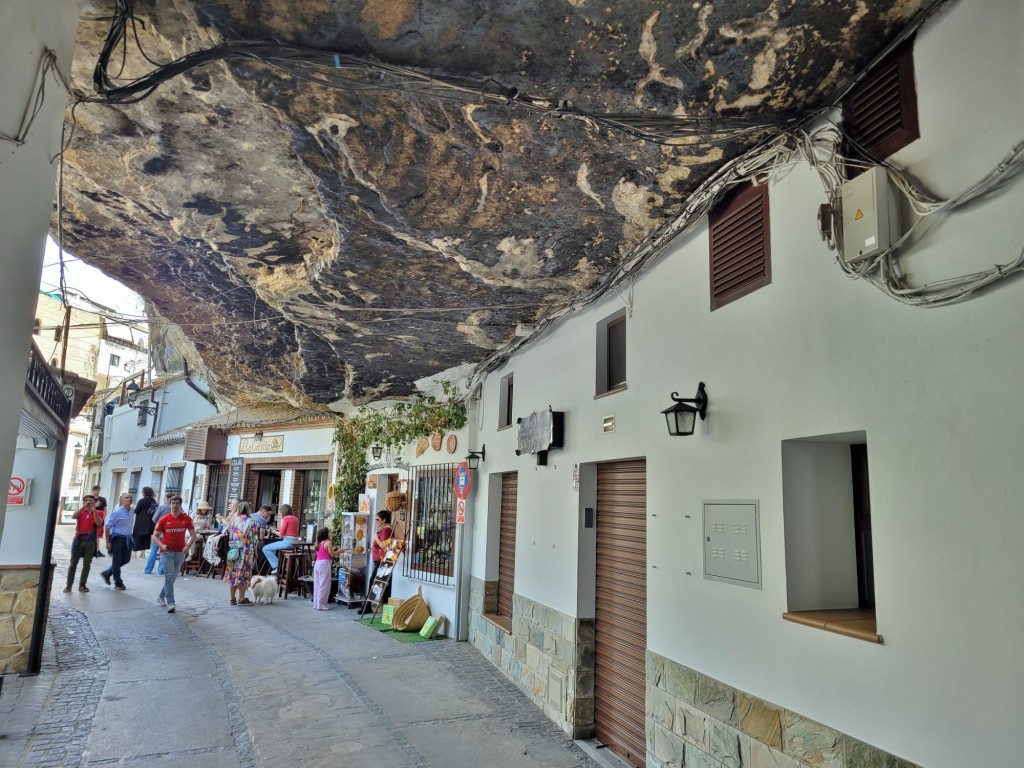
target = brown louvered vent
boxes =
[183,427,227,463]
[709,183,771,311]
[843,40,918,160]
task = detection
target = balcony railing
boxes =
[27,341,72,424]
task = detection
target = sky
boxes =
[38,236,145,318]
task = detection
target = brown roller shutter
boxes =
[291,471,304,522]
[243,468,258,508]
[594,459,647,768]
[497,472,518,619]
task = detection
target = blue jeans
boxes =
[144,541,164,574]
[102,535,132,587]
[158,551,186,606]
[263,537,299,570]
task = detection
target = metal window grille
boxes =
[204,465,227,517]
[402,462,457,585]
[165,466,184,497]
[127,471,141,495]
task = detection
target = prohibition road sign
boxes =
[454,462,472,500]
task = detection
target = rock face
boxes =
[61,0,928,406]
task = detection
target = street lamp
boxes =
[662,382,708,436]
[125,381,158,416]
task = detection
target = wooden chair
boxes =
[277,549,311,599]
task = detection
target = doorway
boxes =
[593,459,647,768]
[255,470,281,513]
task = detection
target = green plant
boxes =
[82,452,102,464]
[329,382,467,548]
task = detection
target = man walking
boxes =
[152,496,195,613]
[144,494,171,575]
[91,485,108,558]
[65,495,103,592]
[100,492,134,590]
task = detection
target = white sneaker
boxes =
[157,597,166,607]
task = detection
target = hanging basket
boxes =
[385,491,406,513]
[390,585,430,632]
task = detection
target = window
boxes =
[54,324,63,341]
[403,463,457,585]
[33,319,40,335]
[128,470,141,496]
[498,373,514,429]
[151,469,163,496]
[595,308,627,396]
[301,469,327,527]
[165,466,184,498]
[709,183,771,310]
[843,39,918,161]
[781,432,879,642]
[136,399,149,427]
[109,354,120,367]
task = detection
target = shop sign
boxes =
[228,457,244,501]
[456,498,466,524]
[240,435,284,454]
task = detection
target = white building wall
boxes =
[0,2,78,543]
[0,437,60,565]
[469,3,1024,766]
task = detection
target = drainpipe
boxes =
[25,437,67,675]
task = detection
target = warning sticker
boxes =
[854,209,864,220]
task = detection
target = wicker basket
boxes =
[391,585,429,631]
[385,491,406,513]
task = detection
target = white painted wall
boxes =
[0,2,78,543]
[0,437,59,565]
[468,3,1024,766]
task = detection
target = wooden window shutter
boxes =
[709,183,771,310]
[843,40,918,160]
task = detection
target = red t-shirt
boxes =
[371,524,393,563]
[155,513,195,552]
[75,508,102,535]
[278,514,300,538]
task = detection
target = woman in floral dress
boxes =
[223,501,259,605]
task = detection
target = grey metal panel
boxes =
[703,500,762,589]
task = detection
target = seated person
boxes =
[193,500,213,530]
[262,503,300,574]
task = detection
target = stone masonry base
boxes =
[0,564,49,674]
[468,578,920,768]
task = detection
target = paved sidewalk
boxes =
[0,529,604,768]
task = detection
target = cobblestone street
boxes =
[0,528,606,768]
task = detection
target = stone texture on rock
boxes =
[61,0,930,405]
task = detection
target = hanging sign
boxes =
[456,498,466,524]
[227,457,244,501]
[454,462,472,500]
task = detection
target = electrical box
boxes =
[703,500,761,589]
[840,166,899,265]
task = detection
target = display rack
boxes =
[335,510,370,606]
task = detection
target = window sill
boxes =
[497,424,513,432]
[783,609,881,644]
[594,384,628,400]
[482,613,512,634]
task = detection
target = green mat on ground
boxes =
[357,616,437,643]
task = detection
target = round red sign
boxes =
[454,462,472,500]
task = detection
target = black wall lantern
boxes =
[125,380,158,416]
[465,445,486,470]
[371,444,384,461]
[662,382,708,436]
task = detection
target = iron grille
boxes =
[403,462,457,585]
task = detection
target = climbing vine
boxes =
[329,382,467,547]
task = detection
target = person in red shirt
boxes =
[64,496,103,592]
[263,503,301,574]
[152,496,196,613]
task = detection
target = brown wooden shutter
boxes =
[497,472,518,619]
[291,470,305,524]
[594,459,647,768]
[843,40,918,160]
[709,183,771,311]
[244,468,258,508]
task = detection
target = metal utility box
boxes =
[840,166,899,265]
[703,500,762,589]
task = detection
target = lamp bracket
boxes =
[669,382,708,420]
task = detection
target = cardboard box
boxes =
[387,597,405,607]
[419,614,445,639]
[382,605,396,626]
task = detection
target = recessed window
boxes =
[109,354,121,367]
[781,432,879,642]
[136,399,149,427]
[595,308,627,396]
[33,319,40,335]
[54,324,63,341]
[843,39,919,161]
[498,373,514,429]
[709,183,771,310]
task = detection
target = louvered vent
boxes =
[183,427,227,463]
[844,41,918,160]
[709,183,771,310]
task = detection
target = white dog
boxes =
[249,575,277,605]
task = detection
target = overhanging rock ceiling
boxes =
[61,0,931,408]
